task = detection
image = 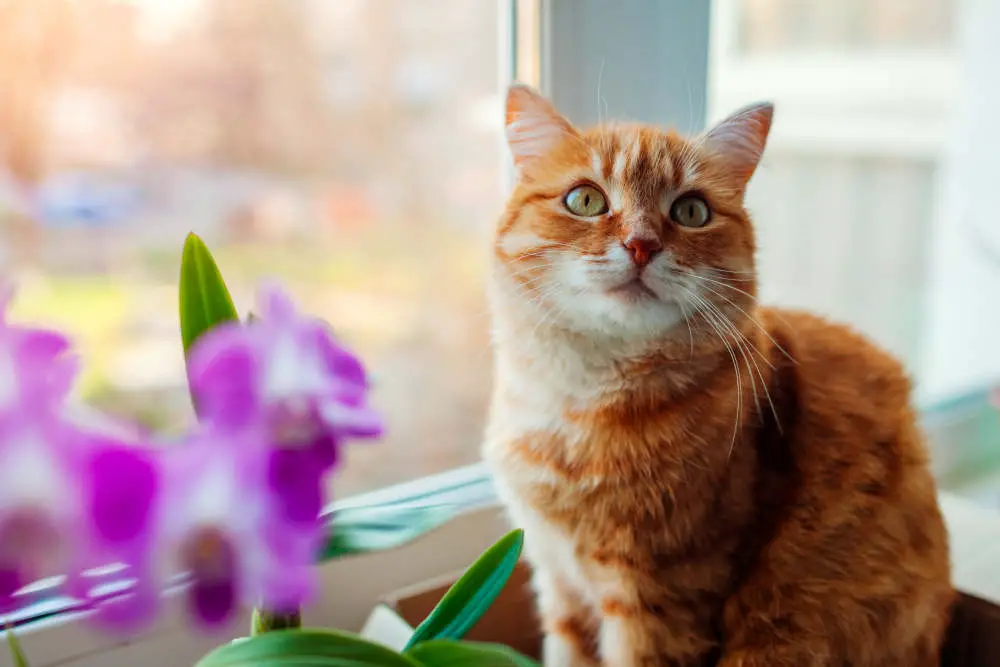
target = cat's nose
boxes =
[623,234,662,267]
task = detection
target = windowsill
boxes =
[5,456,1000,667]
[2,462,501,667]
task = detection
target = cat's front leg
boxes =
[597,595,719,667]
[533,570,600,667]
[715,595,833,667]
[715,648,827,667]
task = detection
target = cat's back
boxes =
[749,306,954,665]
[756,305,941,520]
[758,306,950,589]
[760,306,917,441]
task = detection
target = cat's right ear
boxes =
[505,84,578,174]
[701,102,774,185]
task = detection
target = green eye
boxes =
[564,185,608,217]
[670,195,711,228]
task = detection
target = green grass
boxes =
[9,277,131,396]
[7,230,490,431]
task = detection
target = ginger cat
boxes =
[483,84,954,666]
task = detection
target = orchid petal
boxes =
[255,282,297,326]
[312,433,340,470]
[307,321,367,390]
[188,324,261,430]
[11,328,70,371]
[319,399,383,440]
[40,352,80,404]
[190,577,239,629]
[263,331,327,399]
[87,444,159,546]
[0,567,21,613]
[0,329,77,411]
[87,566,160,634]
[266,449,324,527]
[259,564,314,614]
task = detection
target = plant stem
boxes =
[251,607,302,635]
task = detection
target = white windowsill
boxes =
[2,463,502,667]
[6,472,1000,667]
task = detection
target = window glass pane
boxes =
[747,154,934,374]
[736,0,955,54]
[715,0,1000,504]
[0,0,506,496]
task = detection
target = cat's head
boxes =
[492,84,772,349]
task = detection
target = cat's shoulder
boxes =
[758,306,914,419]
[760,306,907,375]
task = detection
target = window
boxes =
[711,0,1000,498]
[710,0,957,376]
[4,2,1000,663]
[711,0,951,375]
[0,0,509,497]
[734,0,954,53]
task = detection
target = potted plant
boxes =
[1,234,537,667]
[197,528,536,667]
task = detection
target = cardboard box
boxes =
[363,494,1000,664]
[361,562,542,658]
[940,593,1000,666]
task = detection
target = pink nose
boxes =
[623,235,662,267]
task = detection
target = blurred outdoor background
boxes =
[2,0,998,502]
[0,0,505,495]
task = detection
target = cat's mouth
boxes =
[607,278,659,303]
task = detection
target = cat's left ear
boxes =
[505,83,579,174]
[701,102,774,184]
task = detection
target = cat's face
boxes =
[493,84,772,345]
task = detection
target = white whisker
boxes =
[700,297,774,432]
[682,284,784,435]
[676,297,695,359]
[686,292,742,461]
[678,270,796,365]
[692,293,761,420]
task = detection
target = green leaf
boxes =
[319,504,455,562]
[4,624,31,667]
[194,629,421,667]
[403,529,524,649]
[179,232,239,356]
[406,640,539,667]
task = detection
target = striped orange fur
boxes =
[482,84,954,666]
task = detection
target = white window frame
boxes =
[708,0,957,159]
[539,0,710,133]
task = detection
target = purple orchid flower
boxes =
[1,281,374,632]
[72,436,162,634]
[0,288,88,612]
[0,288,162,630]
[155,429,318,630]
[187,283,382,531]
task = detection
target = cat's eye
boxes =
[670,195,711,228]
[564,185,609,218]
